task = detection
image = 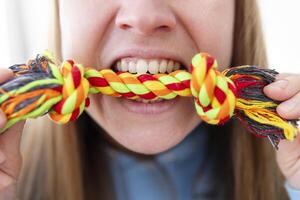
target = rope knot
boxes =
[191,53,237,125]
[49,60,90,124]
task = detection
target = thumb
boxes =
[276,128,300,176]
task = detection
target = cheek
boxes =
[59,0,118,65]
[176,0,235,69]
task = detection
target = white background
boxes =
[259,0,300,73]
[0,0,299,73]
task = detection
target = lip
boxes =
[108,48,189,70]
[120,97,180,115]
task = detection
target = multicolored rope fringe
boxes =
[0,51,298,149]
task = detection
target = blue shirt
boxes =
[285,181,300,200]
[104,124,300,200]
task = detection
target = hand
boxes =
[0,69,25,200]
[264,73,300,189]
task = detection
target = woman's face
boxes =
[59,0,234,154]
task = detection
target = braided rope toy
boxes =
[0,51,298,149]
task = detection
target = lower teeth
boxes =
[133,98,164,103]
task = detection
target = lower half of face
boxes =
[60,0,234,155]
[86,95,201,154]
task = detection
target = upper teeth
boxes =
[114,59,182,74]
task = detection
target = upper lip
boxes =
[108,48,188,69]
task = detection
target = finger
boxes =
[0,68,14,129]
[0,68,24,149]
[0,68,24,170]
[0,69,14,84]
[263,74,300,101]
[276,128,300,175]
[277,128,300,159]
[0,120,25,157]
[0,110,7,130]
[277,91,300,119]
[0,110,24,169]
[0,119,24,180]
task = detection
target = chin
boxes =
[110,121,198,155]
[86,94,201,155]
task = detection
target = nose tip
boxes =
[115,1,176,35]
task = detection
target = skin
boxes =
[0,0,299,198]
[59,0,234,154]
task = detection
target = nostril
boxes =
[160,25,169,29]
[115,3,177,35]
[120,23,131,30]
[157,25,173,32]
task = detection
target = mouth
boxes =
[119,96,180,115]
[108,48,188,74]
[111,57,185,106]
[109,51,187,106]
[112,58,184,114]
[107,50,188,113]
[111,58,186,74]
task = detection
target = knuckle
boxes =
[0,69,14,81]
[0,114,7,129]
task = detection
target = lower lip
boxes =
[120,97,179,115]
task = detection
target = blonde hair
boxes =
[18,0,289,199]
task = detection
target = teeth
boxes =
[133,98,164,103]
[117,61,122,71]
[174,62,180,71]
[159,60,167,73]
[128,61,137,73]
[136,60,148,74]
[167,60,174,73]
[148,61,159,74]
[114,58,182,74]
[121,60,128,71]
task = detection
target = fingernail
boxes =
[280,99,296,112]
[270,79,289,89]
